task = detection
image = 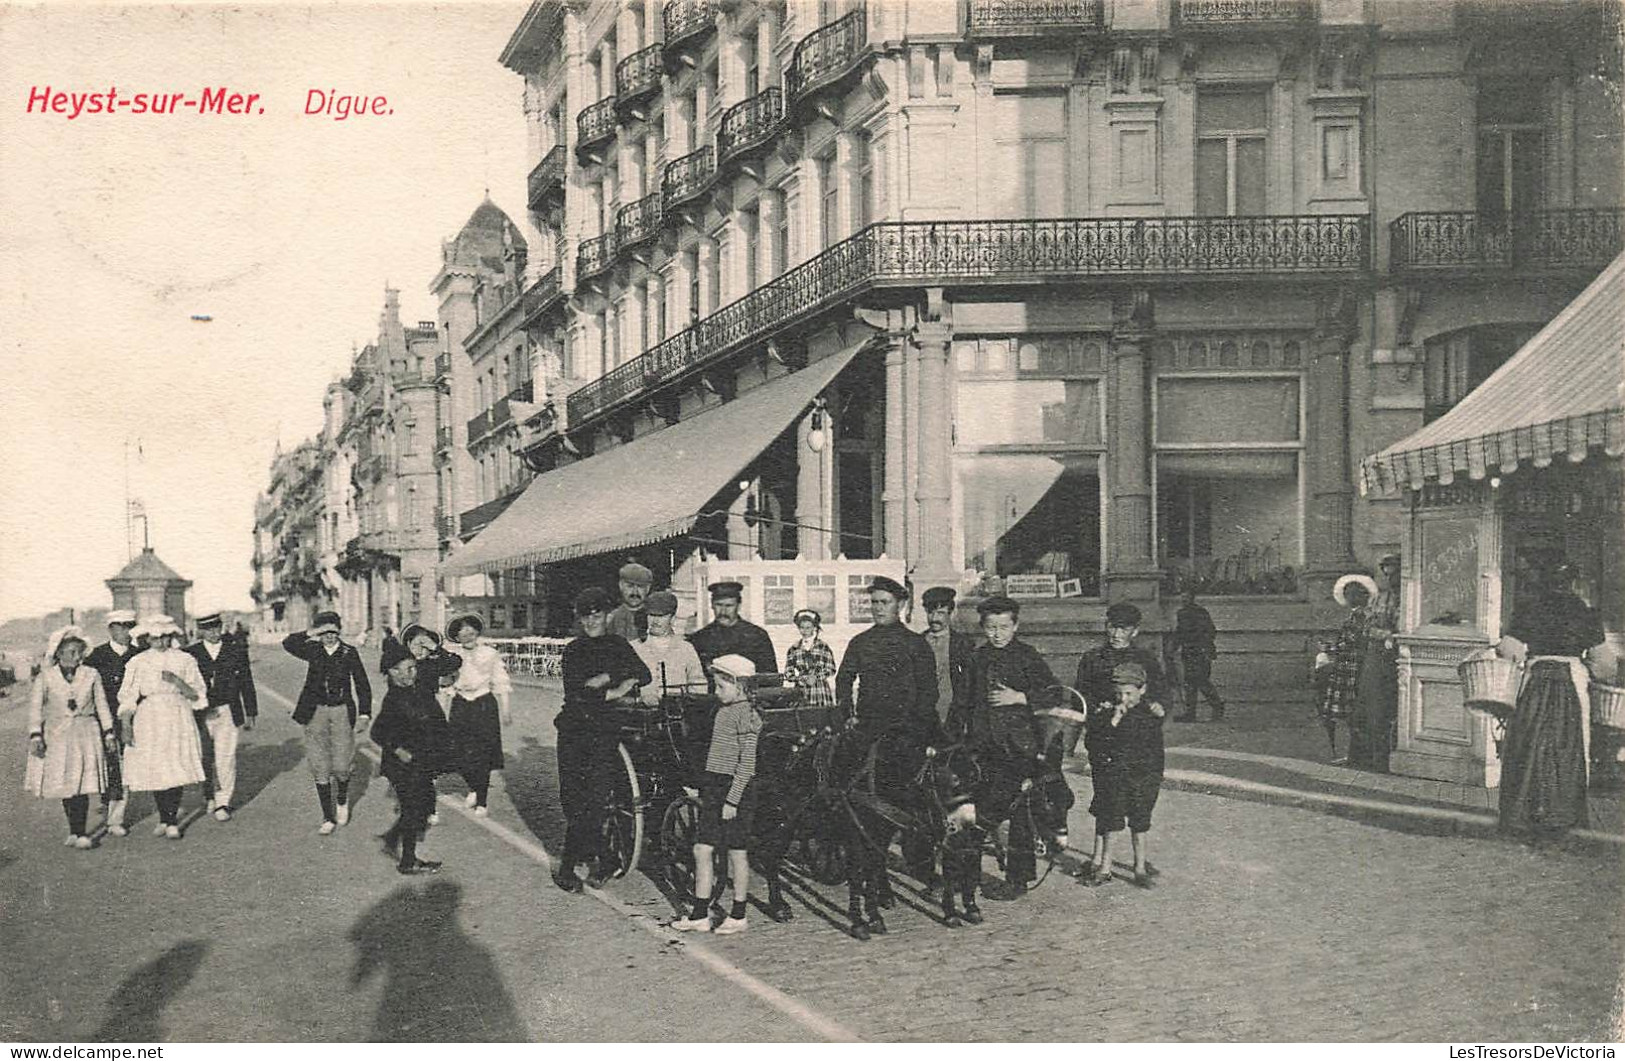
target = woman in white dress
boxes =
[118,616,208,839]
[444,614,512,817]
[26,626,119,848]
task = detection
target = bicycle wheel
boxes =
[658,794,702,897]
[599,741,644,878]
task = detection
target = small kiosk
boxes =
[1361,254,1625,787]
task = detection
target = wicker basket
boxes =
[1591,682,1625,733]
[1459,651,1520,718]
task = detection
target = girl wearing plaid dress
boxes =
[1318,574,1378,761]
[783,609,837,721]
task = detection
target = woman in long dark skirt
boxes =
[1497,559,1605,839]
[443,614,512,816]
[1349,554,1402,772]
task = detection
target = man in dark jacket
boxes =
[921,587,974,732]
[187,612,259,822]
[283,611,372,835]
[86,609,139,836]
[1172,589,1225,722]
[835,577,940,740]
[688,581,778,679]
[374,638,455,875]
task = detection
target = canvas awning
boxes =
[1360,252,1625,495]
[440,340,872,577]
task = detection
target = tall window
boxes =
[610,300,623,366]
[686,249,701,324]
[990,94,1067,218]
[742,34,760,97]
[854,137,873,230]
[1196,89,1268,216]
[1477,81,1544,225]
[818,154,839,247]
[741,207,760,291]
[773,190,790,276]
[597,310,610,377]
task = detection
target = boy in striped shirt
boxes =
[672,654,763,935]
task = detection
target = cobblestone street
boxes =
[1,651,1620,1042]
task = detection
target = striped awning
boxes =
[1360,252,1625,495]
[439,340,871,577]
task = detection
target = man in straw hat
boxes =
[86,610,139,836]
[187,613,259,822]
[283,611,372,835]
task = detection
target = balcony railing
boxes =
[1390,209,1625,274]
[616,193,663,254]
[468,397,514,444]
[576,97,617,162]
[615,44,664,118]
[437,514,456,541]
[662,146,714,215]
[519,266,565,326]
[786,9,869,104]
[567,215,1368,425]
[662,0,715,55]
[436,425,453,451]
[717,88,784,168]
[527,144,566,212]
[506,381,535,406]
[434,351,451,378]
[576,232,617,287]
[966,0,1104,36]
[460,489,525,539]
[1177,0,1313,25]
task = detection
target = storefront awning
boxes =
[440,340,872,577]
[1360,252,1625,495]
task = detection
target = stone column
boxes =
[882,333,909,559]
[1106,311,1160,603]
[913,319,955,588]
[1305,312,1358,596]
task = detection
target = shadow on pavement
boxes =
[231,736,306,812]
[91,939,207,1042]
[503,735,567,852]
[348,879,531,1042]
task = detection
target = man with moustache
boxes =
[688,581,778,680]
[606,562,655,643]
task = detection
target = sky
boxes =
[0,1,540,621]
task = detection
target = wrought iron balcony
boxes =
[662,146,714,216]
[575,232,617,288]
[436,425,453,451]
[576,97,617,163]
[786,9,870,106]
[616,193,663,255]
[966,0,1103,37]
[566,215,1368,425]
[507,381,535,406]
[1177,0,1313,26]
[1390,209,1625,275]
[434,351,451,379]
[467,397,514,445]
[662,0,715,58]
[437,514,456,541]
[615,44,664,120]
[519,266,565,327]
[717,88,784,170]
[527,144,566,212]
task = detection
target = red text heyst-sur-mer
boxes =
[23,86,393,121]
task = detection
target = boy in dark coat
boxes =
[1081,661,1165,889]
[372,638,455,875]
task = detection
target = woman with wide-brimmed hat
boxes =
[25,626,119,848]
[1318,574,1379,761]
[1348,554,1403,771]
[117,616,208,838]
[443,614,512,816]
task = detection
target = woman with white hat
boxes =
[117,616,208,839]
[25,626,119,848]
[1318,574,1379,761]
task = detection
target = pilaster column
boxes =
[1305,314,1358,595]
[618,5,641,54]
[697,238,717,316]
[1106,310,1159,602]
[882,333,909,559]
[912,319,954,584]
[834,130,856,239]
[758,192,779,282]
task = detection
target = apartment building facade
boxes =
[435,0,1621,691]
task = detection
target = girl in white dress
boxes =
[118,616,208,839]
[26,627,119,848]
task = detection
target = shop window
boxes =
[847,574,874,623]
[492,602,509,629]
[955,454,1101,594]
[511,602,528,631]
[807,574,837,623]
[957,378,1101,447]
[1417,514,1479,627]
[764,574,796,625]
[1156,378,1300,444]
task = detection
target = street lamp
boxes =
[806,397,827,453]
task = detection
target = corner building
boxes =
[467,0,1621,692]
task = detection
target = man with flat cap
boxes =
[632,591,706,704]
[688,581,778,680]
[835,576,940,740]
[920,587,974,730]
[86,610,140,836]
[1074,602,1168,727]
[187,612,259,821]
[607,562,655,643]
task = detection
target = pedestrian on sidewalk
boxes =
[119,616,209,839]
[673,654,764,936]
[1348,554,1402,772]
[1080,661,1165,889]
[282,611,372,835]
[607,562,654,643]
[554,587,650,893]
[186,612,258,822]
[1172,589,1225,722]
[373,638,455,875]
[26,626,119,849]
[633,590,706,703]
[1319,575,1377,762]
[85,610,139,836]
[1497,556,1606,840]
[444,614,512,818]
